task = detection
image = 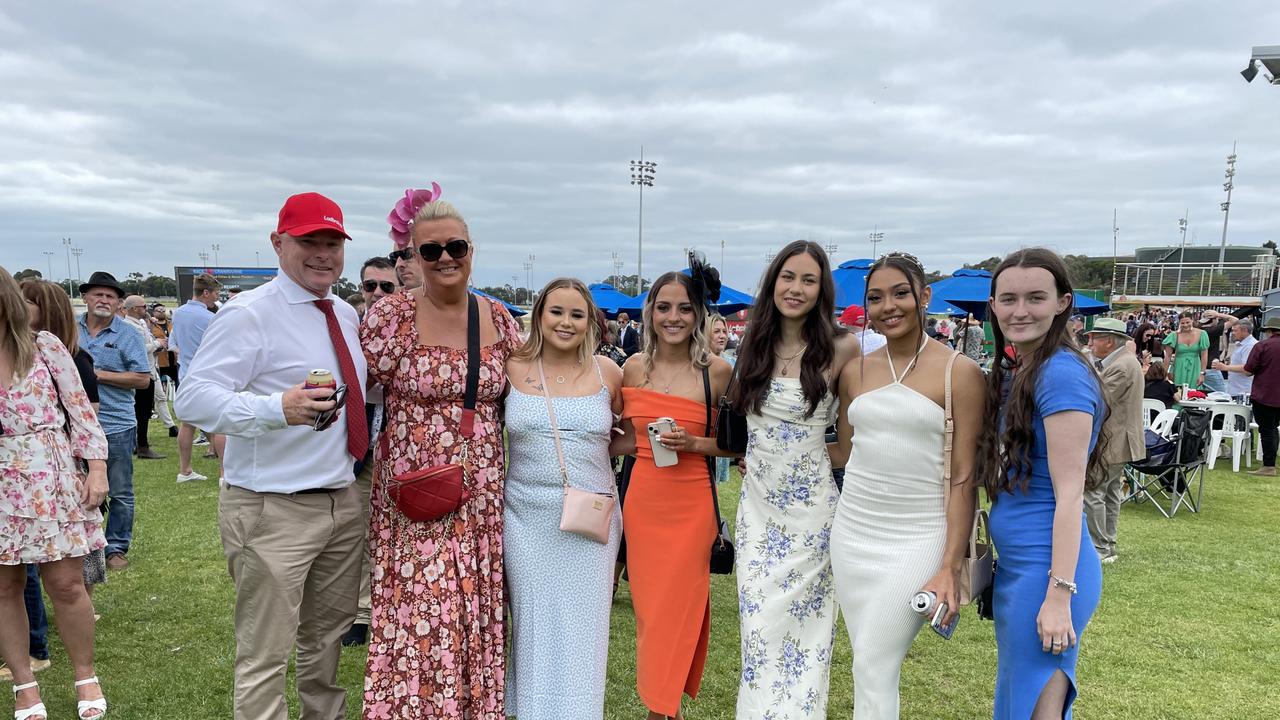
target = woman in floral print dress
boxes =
[728,242,858,719]
[0,266,110,719]
[359,200,521,719]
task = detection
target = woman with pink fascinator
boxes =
[386,184,441,292]
[360,185,524,719]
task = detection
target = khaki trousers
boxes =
[218,483,363,720]
[353,462,373,625]
[1085,462,1126,557]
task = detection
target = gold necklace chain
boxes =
[775,344,808,377]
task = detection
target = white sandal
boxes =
[73,676,107,719]
[11,680,46,720]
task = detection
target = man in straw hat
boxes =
[1084,317,1146,563]
[1243,317,1280,476]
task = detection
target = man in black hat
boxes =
[77,271,152,570]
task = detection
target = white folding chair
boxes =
[1142,399,1166,429]
[1206,405,1252,472]
[1150,409,1178,438]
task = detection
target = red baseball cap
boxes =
[839,305,866,326]
[276,192,351,239]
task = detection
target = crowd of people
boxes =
[3,185,1279,720]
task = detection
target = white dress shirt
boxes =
[1227,334,1258,397]
[174,271,368,493]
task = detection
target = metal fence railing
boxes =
[1114,259,1278,299]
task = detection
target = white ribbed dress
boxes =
[831,380,948,720]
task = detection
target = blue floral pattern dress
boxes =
[735,378,839,719]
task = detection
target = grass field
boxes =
[10,421,1280,719]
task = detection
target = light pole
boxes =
[71,246,83,289]
[1176,210,1189,289]
[199,251,210,267]
[823,242,839,261]
[523,255,535,306]
[62,238,74,296]
[212,244,221,266]
[255,251,260,268]
[42,251,54,280]
[611,252,624,285]
[630,148,657,295]
[511,275,520,304]
[1218,142,1237,269]
[720,239,726,270]
[868,226,884,258]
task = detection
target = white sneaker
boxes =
[1101,552,1117,564]
[176,471,208,483]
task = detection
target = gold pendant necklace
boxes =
[776,344,808,376]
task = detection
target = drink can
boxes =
[304,369,337,390]
[911,590,937,615]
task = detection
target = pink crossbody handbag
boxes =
[537,359,616,544]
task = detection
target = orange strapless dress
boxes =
[621,387,718,716]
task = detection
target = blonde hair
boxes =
[514,277,599,366]
[641,271,711,374]
[412,200,470,236]
[0,266,36,382]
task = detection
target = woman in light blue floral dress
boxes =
[728,242,858,719]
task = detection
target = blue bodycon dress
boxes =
[989,350,1104,719]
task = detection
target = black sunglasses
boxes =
[362,280,396,294]
[417,238,470,262]
[313,385,349,431]
[388,248,412,262]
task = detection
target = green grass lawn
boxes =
[14,422,1280,718]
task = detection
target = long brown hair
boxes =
[975,248,1108,497]
[513,277,599,366]
[0,266,36,382]
[21,280,79,355]
[730,240,839,417]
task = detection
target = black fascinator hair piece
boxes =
[687,250,722,307]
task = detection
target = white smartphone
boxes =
[648,417,679,468]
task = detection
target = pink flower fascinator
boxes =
[387,182,443,248]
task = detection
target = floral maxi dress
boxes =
[1,332,108,565]
[359,292,521,719]
[736,379,839,719]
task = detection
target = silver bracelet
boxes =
[1048,571,1078,594]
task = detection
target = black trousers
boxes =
[134,378,155,448]
[1253,399,1280,467]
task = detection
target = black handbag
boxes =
[702,367,735,575]
[715,363,748,454]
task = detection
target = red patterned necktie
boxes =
[313,299,369,461]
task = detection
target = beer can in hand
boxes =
[304,369,337,390]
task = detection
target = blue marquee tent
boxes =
[470,288,526,317]
[929,268,1110,319]
[833,258,967,315]
[631,269,755,316]
[588,283,642,317]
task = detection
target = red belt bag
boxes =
[386,294,481,523]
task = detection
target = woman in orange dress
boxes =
[618,267,734,720]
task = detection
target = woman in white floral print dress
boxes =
[729,242,857,719]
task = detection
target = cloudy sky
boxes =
[2,1,1278,294]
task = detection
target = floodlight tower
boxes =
[1176,210,1188,288]
[868,226,884,258]
[630,148,657,295]
[1218,143,1237,269]
[42,251,54,280]
[62,238,74,296]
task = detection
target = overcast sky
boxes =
[2,1,1278,294]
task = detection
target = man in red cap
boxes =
[176,192,368,720]
[838,304,886,354]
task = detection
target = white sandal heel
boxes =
[73,676,106,719]
[11,681,46,720]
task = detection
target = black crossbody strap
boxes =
[702,366,723,528]
[459,293,481,438]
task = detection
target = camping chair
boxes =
[1142,399,1166,428]
[1124,408,1213,518]
[1205,405,1252,472]
[1150,409,1178,438]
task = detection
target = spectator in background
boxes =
[1244,318,1280,477]
[1197,312,1229,394]
[1084,318,1145,563]
[617,311,641,356]
[389,246,421,291]
[1132,322,1160,367]
[147,304,178,437]
[925,316,940,340]
[1213,318,1258,403]
[171,273,222,484]
[1143,360,1182,408]
[1071,314,1088,346]
[957,313,985,361]
[596,311,628,367]
[122,296,165,460]
[343,293,365,317]
[1162,311,1209,389]
[359,256,398,318]
[838,304,885,355]
[77,271,151,572]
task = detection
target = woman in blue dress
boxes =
[976,248,1106,719]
